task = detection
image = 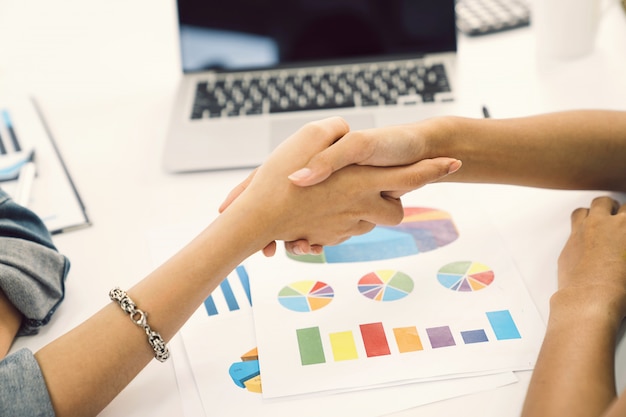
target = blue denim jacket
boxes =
[0,189,70,416]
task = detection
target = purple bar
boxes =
[426,326,456,348]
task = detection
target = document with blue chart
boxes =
[0,95,89,233]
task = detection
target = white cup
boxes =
[534,0,608,60]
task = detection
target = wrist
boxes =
[216,190,278,255]
[548,286,626,332]
[419,116,464,160]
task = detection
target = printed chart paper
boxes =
[0,95,90,234]
[247,188,545,398]
[177,307,517,417]
[147,221,518,417]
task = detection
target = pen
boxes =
[482,105,491,118]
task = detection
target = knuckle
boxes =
[389,205,405,225]
[301,120,327,137]
[356,220,376,236]
[591,196,605,206]
[343,130,376,156]
[305,117,349,137]
[571,207,588,217]
[330,116,350,132]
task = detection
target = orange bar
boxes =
[393,326,423,353]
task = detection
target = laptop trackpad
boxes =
[269,113,376,150]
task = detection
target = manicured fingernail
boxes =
[292,246,304,255]
[288,167,312,181]
[448,159,462,174]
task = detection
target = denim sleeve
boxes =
[0,348,55,417]
[0,189,70,336]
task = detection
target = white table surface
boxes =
[1,1,626,416]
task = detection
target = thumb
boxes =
[379,158,462,200]
[287,153,343,187]
[287,137,368,186]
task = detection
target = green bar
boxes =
[296,327,326,365]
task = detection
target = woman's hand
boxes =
[221,117,460,256]
[522,196,626,417]
[286,122,437,187]
[555,196,626,318]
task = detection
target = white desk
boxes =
[1,1,625,416]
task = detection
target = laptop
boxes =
[163,0,460,172]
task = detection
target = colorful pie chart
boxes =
[229,347,262,393]
[287,207,459,263]
[358,270,414,301]
[436,261,495,292]
[278,280,334,312]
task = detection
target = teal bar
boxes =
[486,310,521,340]
[296,327,326,365]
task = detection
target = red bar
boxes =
[359,322,391,357]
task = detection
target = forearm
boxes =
[428,110,626,191]
[34,206,265,417]
[522,289,623,417]
[31,115,406,417]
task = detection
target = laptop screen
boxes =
[177,0,457,73]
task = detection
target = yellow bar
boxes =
[393,326,424,353]
[329,331,359,361]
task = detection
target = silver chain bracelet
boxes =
[109,287,170,362]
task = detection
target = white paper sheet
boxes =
[247,186,545,398]
[146,221,519,417]
[0,95,89,234]
[178,307,517,417]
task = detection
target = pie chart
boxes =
[358,270,414,301]
[436,261,495,292]
[278,280,334,312]
[229,347,262,393]
[287,207,459,263]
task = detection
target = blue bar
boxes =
[203,295,218,316]
[0,129,5,154]
[220,277,240,311]
[236,265,252,306]
[461,329,488,344]
[1,110,20,152]
[486,310,521,340]
[1,110,11,127]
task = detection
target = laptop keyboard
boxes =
[190,60,452,120]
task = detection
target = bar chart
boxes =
[203,265,252,316]
[295,310,521,366]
